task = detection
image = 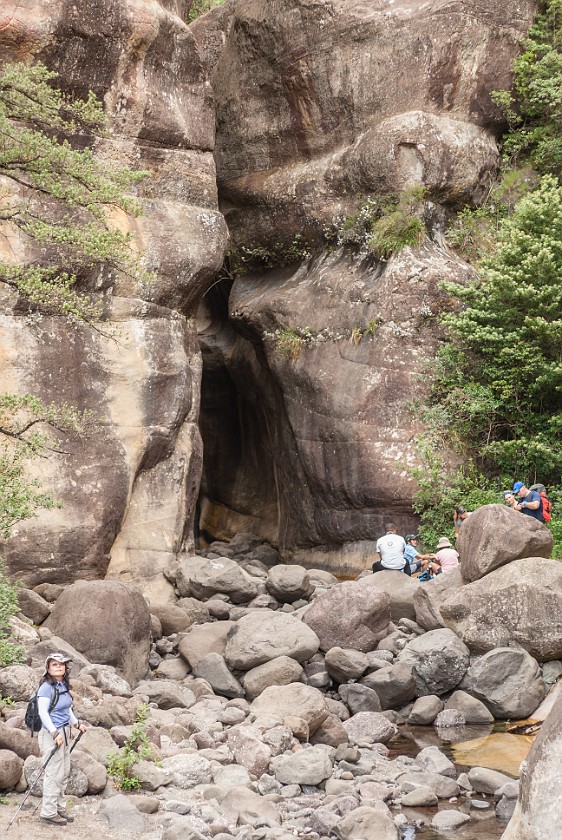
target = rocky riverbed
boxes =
[0,506,560,840]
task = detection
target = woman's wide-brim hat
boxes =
[436,537,452,549]
[44,652,72,670]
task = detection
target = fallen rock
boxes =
[161,754,213,788]
[70,749,108,794]
[98,793,147,832]
[45,581,151,686]
[333,805,399,840]
[226,725,272,776]
[224,610,320,669]
[445,690,495,724]
[0,721,40,759]
[178,621,236,668]
[241,656,304,701]
[338,683,382,715]
[462,647,545,719]
[408,695,443,725]
[17,588,51,624]
[362,571,420,621]
[415,746,456,778]
[441,558,562,661]
[250,683,329,735]
[431,810,471,830]
[0,665,38,703]
[325,647,369,682]
[457,504,553,583]
[401,785,438,806]
[192,652,244,698]
[398,628,470,696]
[343,711,397,745]
[78,664,132,697]
[265,564,313,602]
[361,661,416,709]
[133,680,197,710]
[270,745,333,784]
[302,580,391,653]
[220,785,281,827]
[0,749,23,790]
[413,568,464,631]
[468,766,516,795]
[176,555,259,603]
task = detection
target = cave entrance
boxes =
[196,280,279,547]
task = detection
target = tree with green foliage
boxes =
[493,0,562,173]
[0,62,150,663]
[0,61,151,320]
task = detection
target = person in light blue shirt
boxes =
[36,653,87,826]
[404,535,435,575]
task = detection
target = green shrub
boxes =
[368,213,424,259]
[107,713,156,791]
[0,560,25,667]
[187,0,225,22]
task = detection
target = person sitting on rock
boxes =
[428,537,459,575]
[512,481,544,522]
[372,522,409,575]
[404,535,435,575]
[453,507,471,539]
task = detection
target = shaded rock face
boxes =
[195,0,536,568]
[211,0,535,247]
[441,558,562,661]
[501,696,562,840]
[0,0,228,601]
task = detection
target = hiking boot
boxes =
[40,814,68,826]
[58,811,74,822]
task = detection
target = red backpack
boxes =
[530,484,552,523]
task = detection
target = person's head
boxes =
[455,507,467,520]
[513,481,528,497]
[384,522,397,533]
[436,537,452,550]
[43,652,71,685]
[503,490,515,503]
[405,534,418,545]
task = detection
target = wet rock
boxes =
[496,795,518,820]
[398,628,470,696]
[415,746,456,777]
[457,505,553,582]
[467,766,516,795]
[408,695,443,725]
[462,647,545,719]
[445,690,494,724]
[431,809,471,830]
[265,565,313,602]
[225,611,320,670]
[434,709,466,728]
[241,656,304,701]
[302,581,391,653]
[398,771,460,799]
[401,785,438,807]
[441,558,562,661]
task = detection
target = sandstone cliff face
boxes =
[0,0,228,601]
[195,0,536,570]
[0,0,540,588]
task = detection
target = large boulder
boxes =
[440,558,562,661]
[178,621,236,668]
[457,505,553,583]
[176,556,259,603]
[501,694,562,840]
[398,629,470,696]
[413,567,464,631]
[224,611,320,669]
[250,683,329,735]
[462,648,545,720]
[265,564,313,602]
[45,581,150,686]
[0,665,38,703]
[333,805,399,840]
[302,581,391,653]
[0,749,23,790]
[270,746,333,785]
[361,662,416,710]
[361,571,420,622]
[241,656,304,701]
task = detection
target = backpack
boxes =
[529,484,552,523]
[25,685,59,735]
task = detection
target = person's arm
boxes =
[520,496,541,511]
[37,696,64,746]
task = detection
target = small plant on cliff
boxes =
[0,560,25,667]
[107,704,156,791]
[187,0,225,23]
[275,327,312,360]
[0,61,152,321]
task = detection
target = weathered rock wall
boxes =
[0,0,228,602]
[194,0,537,570]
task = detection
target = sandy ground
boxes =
[0,794,163,840]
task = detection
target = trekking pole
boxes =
[27,729,86,822]
[6,744,58,831]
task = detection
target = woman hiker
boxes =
[37,652,87,826]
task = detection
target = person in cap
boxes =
[453,507,471,539]
[404,535,435,575]
[428,537,459,575]
[37,653,87,826]
[512,481,544,522]
[372,522,409,574]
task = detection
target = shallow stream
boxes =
[391,723,533,839]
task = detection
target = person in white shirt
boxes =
[372,523,409,574]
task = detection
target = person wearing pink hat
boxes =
[428,537,459,575]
